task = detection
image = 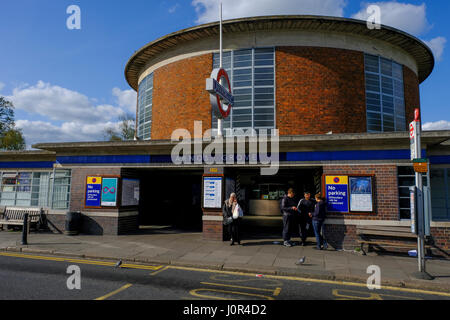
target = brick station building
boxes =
[1,16,449,253]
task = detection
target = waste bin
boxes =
[65,211,82,236]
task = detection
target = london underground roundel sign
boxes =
[206,68,234,119]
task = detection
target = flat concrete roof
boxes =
[125,15,435,90]
[26,131,450,156]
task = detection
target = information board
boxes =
[85,176,102,207]
[349,177,373,212]
[121,178,140,206]
[101,178,118,207]
[325,176,349,213]
[203,176,223,209]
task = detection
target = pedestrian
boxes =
[309,193,328,250]
[280,188,298,247]
[222,192,243,246]
[296,191,316,246]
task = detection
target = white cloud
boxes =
[422,120,450,131]
[192,0,347,24]
[6,81,138,148]
[424,36,447,61]
[351,2,430,36]
[0,82,5,92]
[7,81,125,124]
[112,87,137,113]
[16,120,122,147]
[169,3,180,13]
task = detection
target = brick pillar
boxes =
[202,214,224,241]
[202,167,226,241]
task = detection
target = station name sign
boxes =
[206,68,234,119]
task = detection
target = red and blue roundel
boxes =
[333,177,340,183]
[206,68,234,119]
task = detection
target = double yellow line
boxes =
[0,251,162,271]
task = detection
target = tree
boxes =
[1,128,26,150]
[0,97,15,134]
[104,113,136,141]
[0,96,26,150]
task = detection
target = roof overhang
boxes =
[29,131,450,156]
[125,15,435,91]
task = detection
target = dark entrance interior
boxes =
[225,167,323,240]
[137,169,203,232]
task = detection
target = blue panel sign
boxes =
[325,176,349,213]
[85,176,102,207]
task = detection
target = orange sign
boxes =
[413,162,428,173]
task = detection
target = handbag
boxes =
[223,216,233,225]
[233,204,242,219]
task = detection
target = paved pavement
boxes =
[0,252,449,300]
[0,227,449,294]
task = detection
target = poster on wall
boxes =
[349,176,373,212]
[101,178,118,207]
[203,176,223,209]
[325,176,349,213]
[121,178,140,206]
[85,177,102,207]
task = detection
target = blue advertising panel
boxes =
[85,177,102,207]
[101,178,118,207]
[325,176,349,213]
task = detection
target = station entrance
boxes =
[133,168,204,232]
[226,167,323,240]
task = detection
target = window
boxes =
[364,54,406,132]
[0,171,51,207]
[137,73,154,140]
[51,169,71,210]
[430,168,450,221]
[397,166,428,220]
[212,48,275,135]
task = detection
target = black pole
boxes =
[22,213,29,245]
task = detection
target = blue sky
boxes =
[0,0,448,147]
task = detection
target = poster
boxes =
[349,177,373,212]
[86,176,102,207]
[101,178,118,207]
[325,176,349,213]
[121,178,140,206]
[203,176,222,209]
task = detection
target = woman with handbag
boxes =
[222,193,243,246]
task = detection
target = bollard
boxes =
[22,213,29,245]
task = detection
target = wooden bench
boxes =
[356,225,432,255]
[0,207,43,232]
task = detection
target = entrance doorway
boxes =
[137,169,203,232]
[226,167,323,239]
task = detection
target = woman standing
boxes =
[223,193,242,246]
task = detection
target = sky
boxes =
[0,0,449,148]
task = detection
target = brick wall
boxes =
[145,47,421,139]
[275,47,367,135]
[151,53,213,140]
[323,165,399,220]
[203,210,224,240]
[69,167,121,212]
[430,227,450,253]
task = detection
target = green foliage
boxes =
[0,96,26,150]
[1,128,26,150]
